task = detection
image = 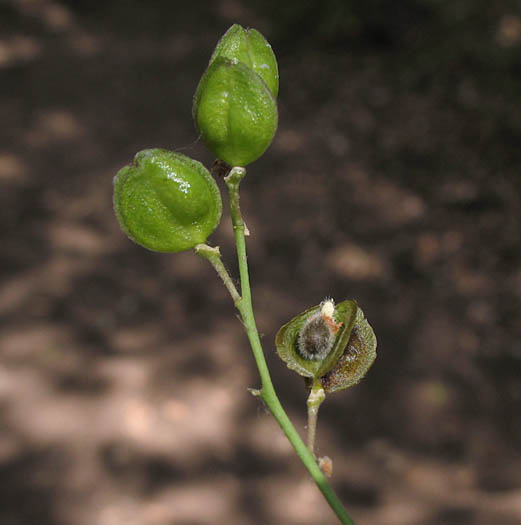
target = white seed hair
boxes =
[320,298,335,319]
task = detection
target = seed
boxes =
[297,300,339,361]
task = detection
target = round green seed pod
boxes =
[210,24,279,98]
[113,149,222,253]
[193,57,278,167]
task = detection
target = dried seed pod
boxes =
[319,306,377,393]
[275,299,376,391]
[318,456,333,477]
[211,159,231,178]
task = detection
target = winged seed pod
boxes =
[275,299,376,393]
[209,23,279,98]
[113,149,222,253]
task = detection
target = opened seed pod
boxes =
[275,299,376,392]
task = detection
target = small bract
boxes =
[113,149,222,253]
[275,299,377,392]
[193,57,278,167]
[210,24,279,97]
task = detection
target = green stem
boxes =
[194,243,241,306]
[222,167,355,525]
[307,379,326,455]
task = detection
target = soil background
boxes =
[1,1,521,524]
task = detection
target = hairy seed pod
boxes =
[298,313,334,360]
[318,306,377,392]
[275,299,376,392]
[297,299,341,360]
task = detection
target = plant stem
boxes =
[307,379,326,455]
[194,243,241,305]
[221,167,355,525]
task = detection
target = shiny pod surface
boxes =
[113,149,222,253]
[193,57,278,167]
[210,24,279,97]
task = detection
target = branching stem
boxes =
[199,166,355,525]
[194,243,241,305]
[196,167,354,523]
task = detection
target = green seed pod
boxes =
[193,57,278,167]
[113,149,222,253]
[319,306,377,393]
[210,24,279,98]
[275,299,376,392]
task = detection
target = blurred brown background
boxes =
[2,1,521,524]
